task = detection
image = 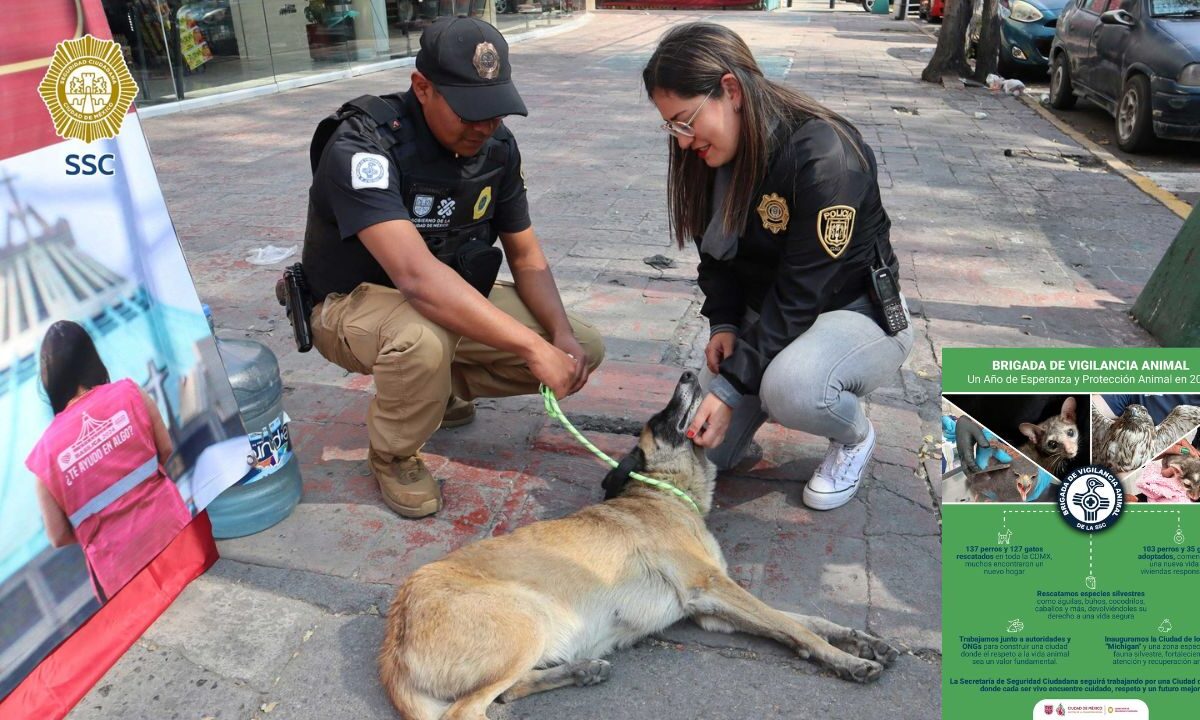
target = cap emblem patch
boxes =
[473,42,500,80]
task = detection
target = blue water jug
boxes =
[205,312,302,538]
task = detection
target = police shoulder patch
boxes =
[817,205,856,259]
[473,186,493,220]
[350,152,389,190]
[756,193,789,234]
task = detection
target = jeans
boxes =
[699,298,913,471]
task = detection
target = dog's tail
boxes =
[379,590,448,720]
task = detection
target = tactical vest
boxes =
[309,94,510,266]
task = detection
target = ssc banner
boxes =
[0,1,253,713]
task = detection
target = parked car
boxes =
[997,0,1071,74]
[1049,0,1200,151]
[920,0,947,21]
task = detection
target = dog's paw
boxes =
[572,659,611,687]
[836,657,883,684]
[840,629,900,667]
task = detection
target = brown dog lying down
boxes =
[379,371,898,719]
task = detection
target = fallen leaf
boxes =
[261,701,279,713]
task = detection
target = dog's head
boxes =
[602,371,717,515]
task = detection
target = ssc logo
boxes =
[1058,466,1124,533]
[413,194,434,218]
[38,35,138,143]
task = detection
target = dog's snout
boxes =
[680,371,696,382]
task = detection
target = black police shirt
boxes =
[302,91,531,302]
[700,116,899,398]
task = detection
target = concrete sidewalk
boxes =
[70,4,1182,719]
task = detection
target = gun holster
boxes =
[275,263,314,352]
[453,239,503,298]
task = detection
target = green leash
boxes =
[540,385,701,515]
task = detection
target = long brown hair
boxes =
[643,22,865,249]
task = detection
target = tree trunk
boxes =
[921,0,977,84]
[973,0,1002,82]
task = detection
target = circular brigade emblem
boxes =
[38,35,138,144]
[1058,466,1124,533]
[756,193,790,234]
[473,41,500,80]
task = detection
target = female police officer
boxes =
[643,22,913,511]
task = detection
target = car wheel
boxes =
[1116,74,1154,153]
[862,0,872,11]
[495,0,511,12]
[1048,53,1077,110]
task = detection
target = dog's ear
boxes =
[602,446,645,500]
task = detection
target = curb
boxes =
[1019,95,1191,221]
[903,18,1190,222]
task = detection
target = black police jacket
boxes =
[302,91,530,303]
[701,116,899,399]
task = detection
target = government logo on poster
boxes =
[37,34,137,144]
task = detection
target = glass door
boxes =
[263,0,353,81]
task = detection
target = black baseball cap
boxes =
[416,16,528,122]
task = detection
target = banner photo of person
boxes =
[0,0,252,711]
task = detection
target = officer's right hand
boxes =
[528,342,579,399]
[705,332,736,374]
[955,415,989,475]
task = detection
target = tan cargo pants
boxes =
[310,281,604,460]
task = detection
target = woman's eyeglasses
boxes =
[660,90,714,138]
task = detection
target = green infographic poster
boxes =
[941,348,1200,719]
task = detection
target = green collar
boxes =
[540,386,702,515]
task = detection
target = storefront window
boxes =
[101,0,578,107]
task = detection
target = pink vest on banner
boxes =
[26,379,192,598]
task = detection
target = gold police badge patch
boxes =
[817,205,856,259]
[38,35,138,144]
[756,193,789,234]
[473,42,500,80]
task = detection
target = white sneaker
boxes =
[803,421,876,511]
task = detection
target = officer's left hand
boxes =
[552,331,589,395]
[687,393,733,449]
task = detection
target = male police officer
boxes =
[302,16,604,518]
